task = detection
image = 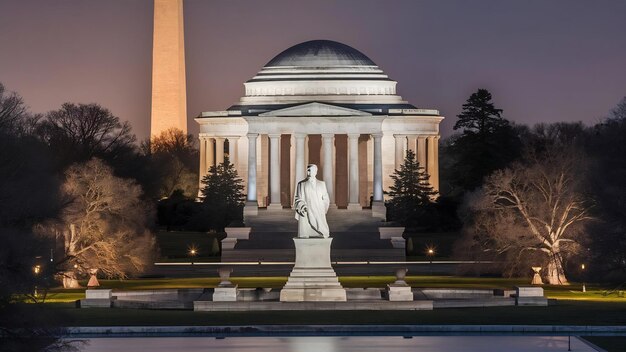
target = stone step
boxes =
[221,248,404,262]
[234,231,394,250]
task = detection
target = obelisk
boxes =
[151,0,187,137]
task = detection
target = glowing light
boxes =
[426,246,436,256]
[581,264,586,270]
[188,245,198,257]
[33,265,41,274]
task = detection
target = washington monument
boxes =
[151,0,187,137]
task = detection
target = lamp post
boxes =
[189,245,198,265]
[581,264,586,293]
[426,247,435,275]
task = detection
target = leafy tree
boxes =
[198,157,245,231]
[46,158,155,288]
[36,103,136,170]
[457,146,592,284]
[444,89,522,194]
[386,150,437,227]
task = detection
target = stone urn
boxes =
[531,266,543,285]
[394,268,408,286]
[87,268,100,288]
[217,267,233,287]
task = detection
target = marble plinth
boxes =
[213,286,238,302]
[387,285,413,301]
[280,238,346,302]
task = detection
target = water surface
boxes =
[77,336,595,352]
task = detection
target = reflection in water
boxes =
[77,336,596,352]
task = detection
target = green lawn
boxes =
[48,300,626,327]
[42,276,626,303]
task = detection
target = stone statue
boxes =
[294,164,330,238]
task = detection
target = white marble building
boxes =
[196,40,443,217]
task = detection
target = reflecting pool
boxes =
[77,336,595,352]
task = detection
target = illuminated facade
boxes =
[196,40,443,217]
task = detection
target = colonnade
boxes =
[244,133,371,210]
[198,136,239,175]
[392,134,439,191]
[198,132,439,210]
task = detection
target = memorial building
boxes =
[195,40,443,217]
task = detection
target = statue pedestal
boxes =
[280,238,347,302]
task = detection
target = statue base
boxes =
[280,238,347,302]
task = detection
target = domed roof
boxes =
[265,40,376,67]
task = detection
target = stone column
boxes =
[215,137,225,165]
[372,133,385,218]
[347,133,361,211]
[294,133,307,185]
[322,133,335,208]
[244,133,258,216]
[427,136,438,192]
[268,134,282,210]
[227,137,238,167]
[394,134,407,170]
[407,135,417,154]
[290,135,296,207]
[198,137,206,197]
[430,136,440,193]
[417,136,427,168]
[199,137,207,178]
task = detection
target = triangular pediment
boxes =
[259,102,371,117]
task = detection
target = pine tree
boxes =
[386,150,437,226]
[199,157,245,231]
[445,88,522,193]
[454,88,507,136]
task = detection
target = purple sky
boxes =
[1,0,625,141]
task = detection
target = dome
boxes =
[240,40,405,106]
[265,40,376,67]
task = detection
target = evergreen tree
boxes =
[199,157,245,231]
[386,150,437,226]
[454,88,506,135]
[444,88,522,193]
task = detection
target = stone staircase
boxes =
[221,208,404,262]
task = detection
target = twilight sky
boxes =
[1,0,625,141]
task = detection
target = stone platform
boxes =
[280,238,346,302]
[194,300,433,311]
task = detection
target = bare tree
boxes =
[37,103,136,168]
[459,147,592,284]
[0,82,41,135]
[48,158,154,288]
[142,128,198,198]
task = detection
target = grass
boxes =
[47,300,626,327]
[40,275,626,304]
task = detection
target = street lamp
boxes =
[188,245,198,265]
[426,248,435,263]
[581,264,586,293]
[426,247,435,275]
